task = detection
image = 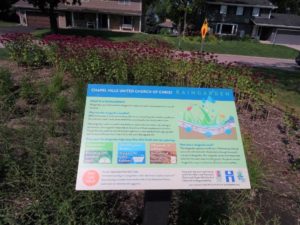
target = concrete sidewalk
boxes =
[216,54,299,71]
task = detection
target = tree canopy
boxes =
[271,0,300,15]
[24,0,81,32]
[153,0,205,35]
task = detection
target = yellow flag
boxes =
[201,19,208,39]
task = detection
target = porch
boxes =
[62,12,141,32]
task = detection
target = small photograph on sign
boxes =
[117,143,146,164]
[150,143,177,164]
[179,101,237,140]
[84,142,113,164]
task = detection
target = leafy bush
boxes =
[0,68,15,113]
[159,28,171,35]
[0,68,13,96]
[40,72,64,102]
[53,95,69,115]
[2,33,275,112]
[1,33,48,67]
[20,76,36,101]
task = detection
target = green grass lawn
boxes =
[30,28,298,59]
[0,20,18,28]
[161,36,298,59]
[32,28,52,38]
[253,67,300,116]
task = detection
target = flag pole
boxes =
[200,37,205,52]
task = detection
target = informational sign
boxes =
[76,85,251,190]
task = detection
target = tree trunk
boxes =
[177,18,182,35]
[183,8,188,36]
[49,3,58,33]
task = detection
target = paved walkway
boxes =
[260,40,300,51]
[216,54,299,71]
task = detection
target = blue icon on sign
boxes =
[225,170,235,183]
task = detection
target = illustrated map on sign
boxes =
[179,96,237,140]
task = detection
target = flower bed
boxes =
[0,33,275,109]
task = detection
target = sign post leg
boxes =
[142,190,172,225]
[200,38,205,52]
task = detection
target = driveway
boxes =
[216,54,299,71]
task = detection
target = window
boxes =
[220,5,227,15]
[236,6,244,16]
[122,16,133,30]
[123,16,132,25]
[98,14,108,28]
[252,7,260,17]
[216,23,238,35]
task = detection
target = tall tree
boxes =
[155,0,204,35]
[271,0,300,14]
[25,0,80,32]
[0,0,18,21]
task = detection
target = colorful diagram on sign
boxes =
[179,96,237,140]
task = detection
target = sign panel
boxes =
[76,85,251,190]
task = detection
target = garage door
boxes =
[26,12,51,28]
[274,29,300,45]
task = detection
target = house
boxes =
[252,13,300,45]
[14,0,142,33]
[205,0,300,45]
[158,19,177,35]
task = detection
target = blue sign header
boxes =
[87,84,234,101]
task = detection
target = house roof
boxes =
[158,19,175,28]
[206,0,277,8]
[252,13,300,29]
[13,0,142,16]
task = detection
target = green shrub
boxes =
[131,57,172,85]
[105,57,128,84]
[5,34,47,67]
[64,50,106,83]
[159,28,171,36]
[44,44,60,67]
[0,68,15,113]
[20,76,36,101]
[53,95,69,115]
[0,68,13,96]
[40,72,64,102]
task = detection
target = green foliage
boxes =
[159,28,171,35]
[40,72,64,102]
[73,80,86,115]
[0,68,13,96]
[5,34,48,67]
[132,58,172,85]
[20,76,36,100]
[0,121,122,225]
[0,68,15,113]
[64,50,107,83]
[44,44,60,67]
[105,57,128,84]
[52,95,68,115]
